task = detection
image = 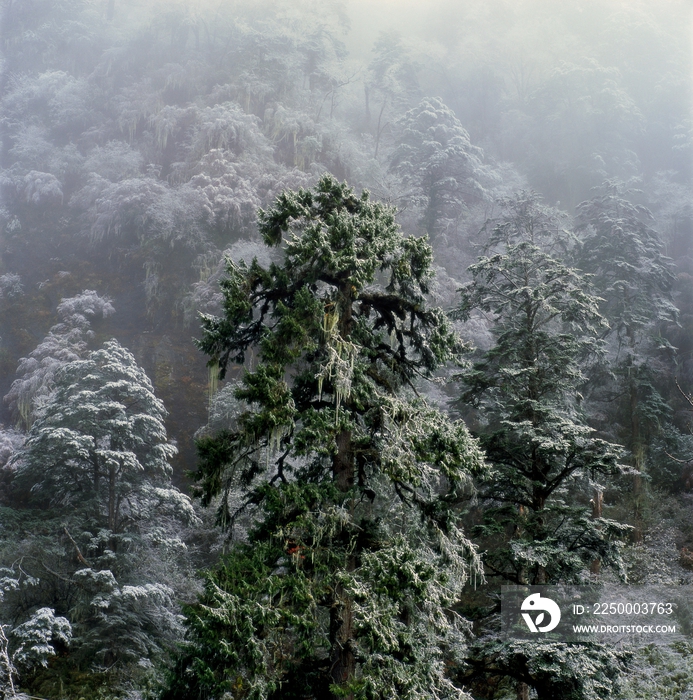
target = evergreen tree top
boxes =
[198,175,459,383]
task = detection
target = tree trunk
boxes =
[532,481,547,584]
[629,366,644,543]
[333,430,354,491]
[330,287,356,700]
[330,573,355,700]
[517,681,530,700]
[0,624,16,699]
[590,489,603,576]
[108,465,117,533]
[330,429,355,699]
[92,456,101,522]
[631,376,641,493]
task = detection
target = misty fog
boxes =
[0,0,691,698]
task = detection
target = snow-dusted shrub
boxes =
[21,171,63,205]
[11,607,72,670]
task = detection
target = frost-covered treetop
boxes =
[12,339,194,533]
[4,290,115,427]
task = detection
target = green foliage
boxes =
[464,639,631,700]
[166,175,487,699]
[12,340,190,533]
[3,341,196,694]
[0,1,690,696]
[11,606,72,670]
[456,193,628,583]
[455,192,631,698]
[0,504,193,698]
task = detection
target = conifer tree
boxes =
[5,339,195,687]
[13,340,190,534]
[164,175,487,700]
[575,182,678,533]
[455,193,631,700]
[390,97,492,241]
[4,290,115,428]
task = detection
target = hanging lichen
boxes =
[317,307,359,422]
[17,392,32,430]
[265,423,289,470]
[208,359,219,414]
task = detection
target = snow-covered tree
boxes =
[455,192,631,699]
[11,606,72,672]
[12,339,192,534]
[4,338,196,688]
[457,192,630,581]
[0,565,71,699]
[0,274,23,301]
[576,181,678,535]
[4,290,115,428]
[390,97,495,242]
[164,175,487,700]
[0,427,25,506]
[576,182,677,346]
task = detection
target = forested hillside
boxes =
[0,0,691,698]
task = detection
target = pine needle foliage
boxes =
[165,175,487,700]
[455,192,631,584]
[575,180,679,496]
[12,340,186,535]
[454,193,632,699]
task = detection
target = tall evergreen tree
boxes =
[13,340,190,534]
[164,175,487,700]
[5,339,196,691]
[575,181,678,534]
[4,290,115,428]
[455,192,631,700]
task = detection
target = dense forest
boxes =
[0,0,691,698]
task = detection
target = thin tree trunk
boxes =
[330,598,355,688]
[515,505,527,585]
[330,564,355,700]
[92,456,101,523]
[330,429,355,699]
[532,479,547,584]
[629,350,644,543]
[0,624,16,699]
[631,377,641,494]
[590,489,603,576]
[108,465,117,533]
